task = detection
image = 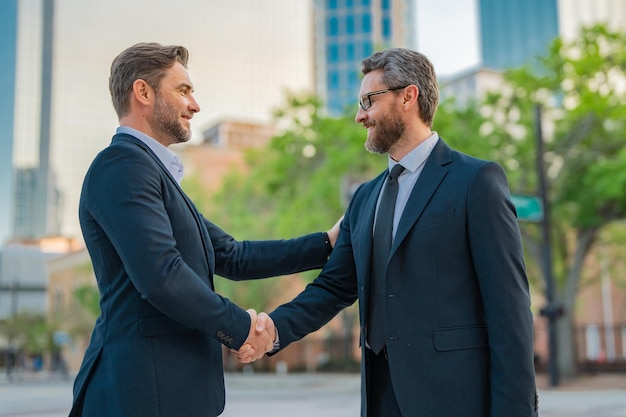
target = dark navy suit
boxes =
[70,134,329,417]
[270,138,538,417]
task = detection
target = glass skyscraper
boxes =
[478,0,559,70]
[0,0,18,245]
[314,0,415,116]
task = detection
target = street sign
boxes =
[510,194,544,222]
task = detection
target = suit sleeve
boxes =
[201,216,330,280]
[80,144,277,350]
[268,201,359,349]
[466,161,537,416]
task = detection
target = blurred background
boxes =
[0,0,625,388]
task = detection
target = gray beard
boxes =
[364,115,405,154]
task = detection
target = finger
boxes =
[237,343,254,356]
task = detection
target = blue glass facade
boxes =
[479,0,559,70]
[0,0,18,245]
[318,0,412,116]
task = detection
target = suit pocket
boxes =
[138,315,196,337]
[433,325,488,352]
[417,208,455,229]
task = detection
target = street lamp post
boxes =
[534,104,561,387]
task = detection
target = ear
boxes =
[132,79,153,106]
[402,84,419,111]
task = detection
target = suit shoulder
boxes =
[449,148,506,174]
[89,137,154,170]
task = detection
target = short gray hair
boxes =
[361,48,439,126]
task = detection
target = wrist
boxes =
[323,232,333,254]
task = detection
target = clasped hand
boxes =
[231,309,276,363]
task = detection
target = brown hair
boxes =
[109,42,189,118]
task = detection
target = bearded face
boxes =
[150,92,192,145]
[364,101,406,154]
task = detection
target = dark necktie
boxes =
[368,164,405,354]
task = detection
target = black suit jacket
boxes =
[270,138,538,417]
[70,134,330,417]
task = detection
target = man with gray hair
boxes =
[239,47,538,417]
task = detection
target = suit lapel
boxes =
[391,139,452,255]
[113,134,215,277]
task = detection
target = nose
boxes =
[355,106,366,124]
[189,94,201,113]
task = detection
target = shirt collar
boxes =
[116,126,184,184]
[389,131,439,173]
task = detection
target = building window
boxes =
[328,70,340,90]
[327,44,339,62]
[382,16,392,39]
[327,16,339,36]
[346,15,354,34]
[361,13,371,33]
[346,43,355,61]
[363,41,373,57]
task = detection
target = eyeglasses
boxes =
[358,85,408,111]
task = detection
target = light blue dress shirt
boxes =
[375,131,439,239]
[117,126,185,184]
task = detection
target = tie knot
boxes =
[388,164,405,181]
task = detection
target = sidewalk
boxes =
[536,372,626,391]
[0,372,625,417]
[2,369,626,389]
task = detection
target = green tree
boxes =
[0,312,54,357]
[474,24,626,377]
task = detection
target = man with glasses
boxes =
[238,48,538,417]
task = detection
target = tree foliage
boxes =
[464,23,626,376]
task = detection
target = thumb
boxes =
[256,312,267,333]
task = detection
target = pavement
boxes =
[0,371,625,416]
[536,372,626,390]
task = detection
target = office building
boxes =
[0,0,19,246]
[2,0,316,244]
[442,0,626,103]
[1,0,61,243]
[314,0,416,116]
[478,0,559,70]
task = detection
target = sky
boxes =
[416,0,479,77]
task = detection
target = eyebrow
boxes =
[177,83,194,93]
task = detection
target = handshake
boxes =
[232,309,276,363]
